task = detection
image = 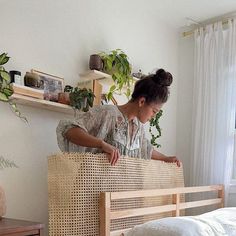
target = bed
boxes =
[124,207,236,236]
[100,185,229,236]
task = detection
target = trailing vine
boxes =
[0,52,27,122]
[149,110,163,148]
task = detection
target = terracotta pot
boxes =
[0,186,6,219]
[58,92,70,105]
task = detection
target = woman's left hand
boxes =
[164,156,181,167]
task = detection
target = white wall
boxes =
[0,0,179,233]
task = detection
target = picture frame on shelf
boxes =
[31,69,64,102]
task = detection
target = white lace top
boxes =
[56,105,153,159]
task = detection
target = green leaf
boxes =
[148,110,163,147]
[107,91,113,101]
[0,92,8,101]
[0,71,10,83]
[0,53,10,65]
[110,85,116,92]
[3,87,13,96]
[106,60,112,71]
[8,101,28,123]
[126,88,131,97]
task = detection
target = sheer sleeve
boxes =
[56,105,113,152]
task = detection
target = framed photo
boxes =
[31,69,64,102]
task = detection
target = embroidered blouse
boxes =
[56,105,153,160]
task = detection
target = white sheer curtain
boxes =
[190,19,236,204]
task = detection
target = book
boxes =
[12,83,44,99]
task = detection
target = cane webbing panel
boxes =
[48,153,184,236]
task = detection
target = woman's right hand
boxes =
[100,140,120,166]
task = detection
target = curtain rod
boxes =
[182,18,233,37]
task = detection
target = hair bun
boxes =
[153,68,173,86]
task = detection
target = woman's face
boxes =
[137,98,163,123]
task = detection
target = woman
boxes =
[57,68,180,166]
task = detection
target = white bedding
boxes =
[125,207,236,236]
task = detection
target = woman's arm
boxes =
[65,127,103,148]
[65,127,120,166]
[151,149,181,167]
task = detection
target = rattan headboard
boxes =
[48,153,184,236]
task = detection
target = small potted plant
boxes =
[99,49,134,100]
[68,86,95,114]
[0,53,27,122]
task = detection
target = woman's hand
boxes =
[164,156,181,167]
[101,141,120,166]
[151,150,181,167]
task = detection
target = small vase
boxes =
[89,54,103,71]
[0,186,6,219]
[58,92,70,105]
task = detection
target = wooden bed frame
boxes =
[100,185,224,236]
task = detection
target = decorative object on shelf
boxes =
[89,54,103,71]
[70,87,95,113]
[9,70,23,85]
[149,110,163,148]
[0,53,27,122]
[132,69,145,79]
[24,72,44,89]
[0,156,18,219]
[31,69,64,102]
[58,85,72,105]
[64,85,73,93]
[99,49,134,100]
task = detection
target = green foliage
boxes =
[99,49,134,100]
[149,110,163,148]
[69,86,95,112]
[0,156,18,170]
[0,53,27,122]
[64,85,73,93]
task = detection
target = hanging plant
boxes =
[99,49,134,100]
[0,53,27,122]
[149,110,163,148]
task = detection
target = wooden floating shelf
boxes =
[11,94,74,115]
[79,70,139,81]
[8,70,139,115]
[79,70,111,81]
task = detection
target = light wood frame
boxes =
[100,185,224,236]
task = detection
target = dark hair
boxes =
[131,68,173,104]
